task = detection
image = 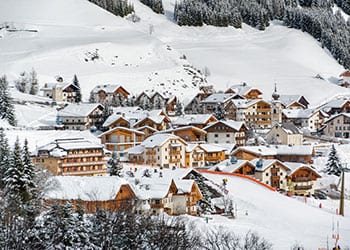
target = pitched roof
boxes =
[250,159,290,172]
[141,134,187,148]
[201,93,236,104]
[157,126,207,135]
[99,127,144,138]
[58,103,103,117]
[270,122,301,135]
[133,115,167,127]
[102,114,130,128]
[324,112,350,124]
[279,95,308,108]
[320,99,350,113]
[283,162,321,177]
[282,109,315,119]
[123,145,145,155]
[230,99,262,109]
[227,83,262,96]
[233,145,314,156]
[172,114,217,126]
[199,143,227,153]
[91,84,129,95]
[45,176,129,201]
[204,120,246,131]
[41,82,79,91]
[211,159,252,173]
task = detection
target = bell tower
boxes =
[271,83,282,125]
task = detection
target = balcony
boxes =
[61,160,105,167]
[292,177,312,182]
[67,152,102,158]
[294,184,313,191]
[169,150,181,156]
[170,157,181,163]
[61,168,107,176]
[146,150,156,155]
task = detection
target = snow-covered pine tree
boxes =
[73,74,82,103]
[140,0,164,14]
[214,102,225,120]
[0,128,10,189]
[29,68,39,95]
[175,101,183,116]
[108,151,123,177]
[89,91,96,103]
[324,144,342,176]
[15,71,30,93]
[0,75,16,126]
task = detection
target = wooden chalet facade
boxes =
[133,115,171,131]
[102,114,130,130]
[225,83,262,99]
[99,127,145,151]
[185,144,205,168]
[157,126,207,142]
[41,82,80,103]
[91,84,130,106]
[204,120,247,146]
[322,113,350,139]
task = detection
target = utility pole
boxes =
[339,170,345,216]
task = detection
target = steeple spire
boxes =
[272,83,280,101]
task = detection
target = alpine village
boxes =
[1,0,350,249]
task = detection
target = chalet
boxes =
[339,70,350,87]
[231,145,314,164]
[172,114,217,129]
[251,159,290,190]
[200,93,241,114]
[41,82,80,103]
[157,126,206,142]
[320,99,350,115]
[44,176,136,213]
[133,115,171,131]
[229,99,272,129]
[184,92,212,114]
[266,123,303,146]
[135,92,151,108]
[211,158,255,175]
[91,84,130,106]
[322,113,350,139]
[124,134,188,168]
[200,143,226,165]
[150,92,177,114]
[282,108,328,132]
[278,95,309,109]
[284,162,321,195]
[173,179,203,215]
[136,126,158,138]
[32,138,106,176]
[57,103,104,130]
[225,82,262,99]
[99,127,145,151]
[204,120,247,146]
[185,144,205,168]
[102,114,130,130]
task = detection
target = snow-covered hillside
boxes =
[0,0,349,106]
[201,173,350,249]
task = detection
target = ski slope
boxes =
[0,0,349,106]
[201,173,350,249]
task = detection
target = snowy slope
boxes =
[201,173,350,249]
[0,0,349,107]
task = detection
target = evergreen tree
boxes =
[29,68,39,95]
[140,0,164,14]
[73,74,82,103]
[324,145,342,176]
[175,101,183,116]
[102,101,113,123]
[214,102,225,120]
[108,151,123,177]
[0,75,16,126]
[15,71,29,93]
[0,128,10,189]
[89,91,96,103]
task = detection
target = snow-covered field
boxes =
[201,173,350,249]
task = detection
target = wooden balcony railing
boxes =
[294,184,312,190]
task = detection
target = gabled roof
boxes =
[136,125,159,133]
[157,126,207,135]
[250,159,290,172]
[123,145,145,155]
[230,99,264,109]
[283,162,321,177]
[320,99,350,112]
[186,143,205,153]
[226,83,262,96]
[282,109,315,119]
[58,103,103,117]
[204,120,246,131]
[41,82,79,91]
[45,176,129,201]
[279,95,309,108]
[340,70,350,77]
[102,114,130,128]
[99,127,145,138]
[211,159,253,173]
[201,93,236,104]
[199,143,227,153]
[133,115,169,128]
[172,114,217,126]
[270,122,301,135]
[324,112,350,124]
[232,145,314,156]
[141,134,187,148]
[91,84,129,95]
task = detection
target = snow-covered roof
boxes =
[141,133,186,148]
[282,109,315,119]
[250,159,290,172]
[279,95,307,108]
[58,103,103,117]
[320,99,350,112]
[102,113,129,128]
[227,83,261,96]
[133,115,167,127]
[172,114,216,126]
[230,99,261,109]
[201,93,235,104]
[324,112,350,124]
[99,126,144,138]
[174,179,195,194]
[91,84,128,94]
[199,143,227,153]
[186,143,204,153]
[36,138,103,155]
[211,159,251,173]
[204,120,245,131]
[157,125,207,134]
[41,82,79,91]
[45,176,129,201]
[270,123,301,135]
[234,145,314,156]
[283,162,321,176]
[123,145,145,155]
[136,125,159,133]
[133,179,173,200]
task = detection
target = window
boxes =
[165,156,167,159]
[266,173,269,176]
[226,134,230,137]
[214,134,218,138]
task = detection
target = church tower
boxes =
[271,83,282,125]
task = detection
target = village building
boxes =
[339,70,350,87]
[90,84,130,106]
[136,126,159,138]
[157,126,207,142]
[57,103,104,130]
[225,82,263,99]
[184,92,212,114]
[99,127,145,151]
[102,114,130,130]
[322,113,350,139]
[172,114,217,129]
[200,93,242,114]
[135,92,177,115]
[320,99,350,115]
[133,115,171,131]
[282,108,328,132]
[32,138,107,176]
[123,134,188,168]
[211,158,255,175]
[284,162,321,195]
[41,82,80,103]
[228,99,272,129]
[231,145,314,164]
[278,95,309,109]
[199,144,226,165]
[44,176,136,213]
[203,120,247,146]
[185,144,205,168]
[251,159,290,190]
[266,123,303,146]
